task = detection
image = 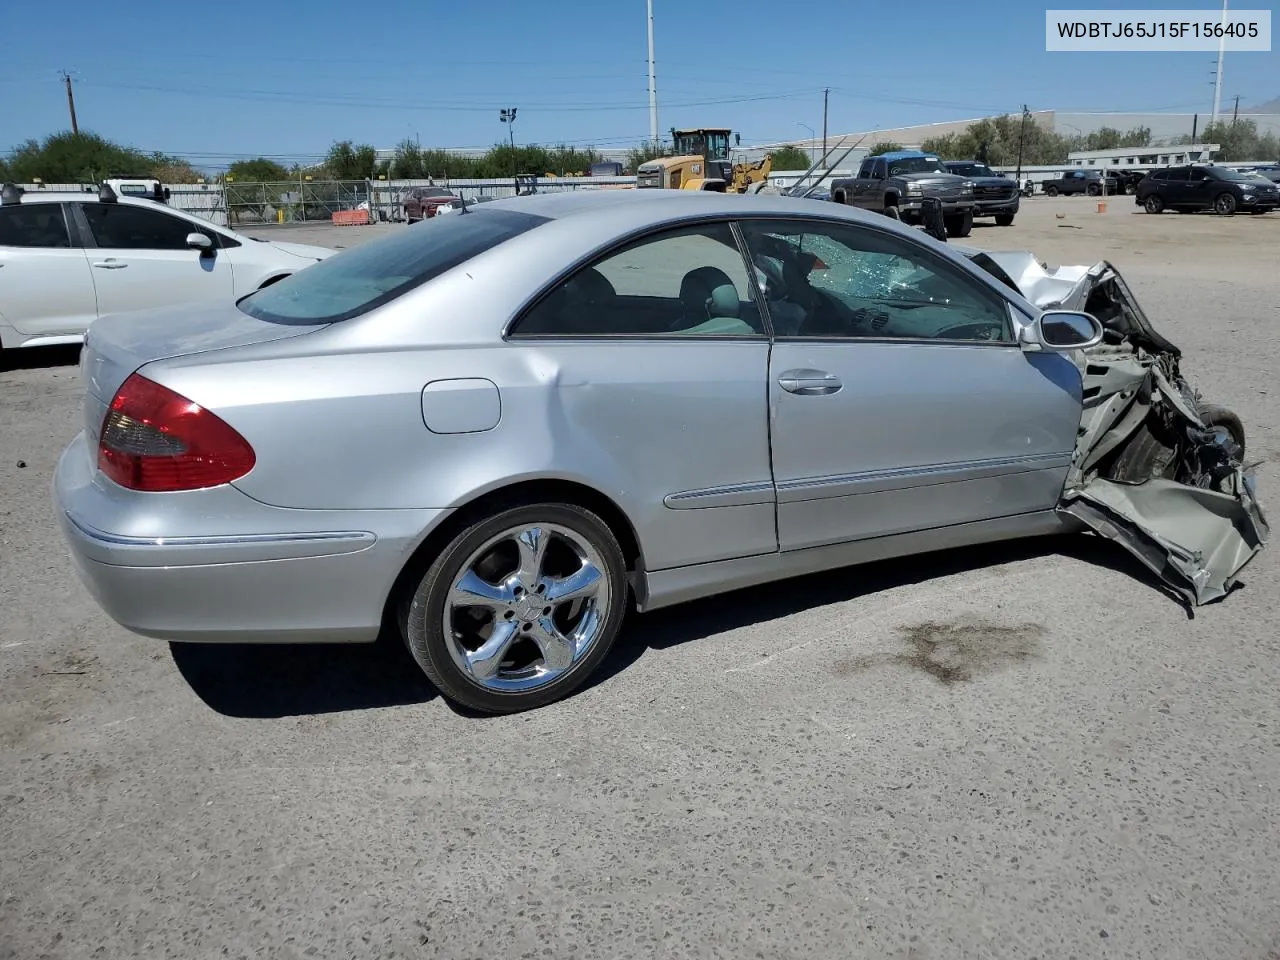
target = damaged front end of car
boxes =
[973,252,1269,607]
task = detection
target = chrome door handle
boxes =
[778,369,842,396]
[92,260,127,269]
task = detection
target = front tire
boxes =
[1199,403,1246,461]
[1144,195,1164,214]
[945,210,973,238]
[1214,192,1237,215]
[882,204,901,220]
[405,503,628,714]
[994,213,1015,226]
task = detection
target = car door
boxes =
[1160,167,1191,205]
[1182,167,1212,207]
[850,159,877,208]
[738,217,1082,552]
[508,220,777,570]
[73,202,233,317]
[0,203,98,340]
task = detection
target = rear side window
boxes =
[238,207,549,325]
[0,205,72,248]
[80,203,200,250]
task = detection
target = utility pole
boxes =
[1211,0,1228,124]
[646,0,658,146]
[822,88,829,162]
[61,71,79,135]
[1232,94,1240,124]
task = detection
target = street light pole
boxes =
[797,122,815,165]
[1015,104,1031,188]
[500,107,518,194]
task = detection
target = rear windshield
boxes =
[238,207,548,325]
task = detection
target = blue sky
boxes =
[2,0,1276,169]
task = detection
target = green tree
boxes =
[225,157,290,182]
[770,145,813,169]
[922,115,1075,166]
[150,157,205,183]
[625,142,668,174]
[867,141,904,156]
[5,131,164,183]
[1200,119,1280,161]
[323,140,378,180]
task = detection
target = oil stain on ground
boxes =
[835,618,1046,684]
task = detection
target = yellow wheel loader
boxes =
[635,128,774,193]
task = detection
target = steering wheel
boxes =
[935,321,1006,342]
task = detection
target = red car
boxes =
[401,186,458,222]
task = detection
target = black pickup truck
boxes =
[829,151,976,237]
[942,160,1019,226]
[1041,169,1122,197]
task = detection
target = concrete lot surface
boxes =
[2,198,1278,959]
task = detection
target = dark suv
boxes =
[1136,165,1279,215]
[942,160,1019,225]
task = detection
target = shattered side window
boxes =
[739,218,1014,343]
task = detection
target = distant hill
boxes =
[1244,96,1280,114]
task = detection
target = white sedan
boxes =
[0,184,334,352]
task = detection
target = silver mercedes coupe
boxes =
[54,190,1267,713]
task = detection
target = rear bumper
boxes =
[54,432,449,643]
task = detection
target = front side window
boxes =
[0,205,72,248]
[240,207,548,325]
[739,219,1013,343]
[80,203,203,250]
[513,222,762,338]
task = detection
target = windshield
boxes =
[1211,168,1262,182]
[238,208,548,325]
[887,156,946,176]
[948,162,996,178]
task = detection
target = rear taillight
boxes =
[98,373,255,492]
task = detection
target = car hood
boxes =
[259,239,335,261]
[896,171,968,185]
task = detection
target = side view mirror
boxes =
[186,232,213,254]
[1020,310,1104,352]
[163,187,172,201]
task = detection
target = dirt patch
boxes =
[835,619,1046,684]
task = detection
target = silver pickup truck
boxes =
[829,150,976,237]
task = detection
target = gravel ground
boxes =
[2,199,1279,960]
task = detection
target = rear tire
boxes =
[1045,185,1060,197]
[405,502,628,714]
[994,213,1015,226]
[1143,195,1164,214]
[945,210,973,238]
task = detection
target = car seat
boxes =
[675,266,756,335]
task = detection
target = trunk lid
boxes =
[80,299,327,454]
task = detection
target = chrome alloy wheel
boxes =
[443,523,611,692]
